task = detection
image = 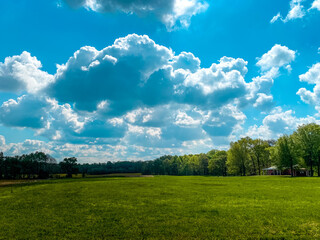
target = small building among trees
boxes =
[262,166,281,175]
[262,165,309,176]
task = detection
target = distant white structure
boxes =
[262,166,281,175]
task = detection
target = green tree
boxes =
[276,135,299,177]
[59,157,78,178]
[294,124,320,176]
[0,152,3,179]
[198,153,209,175]
[227,138,250,176]
[208,150,227,176]
[250,138,270,175]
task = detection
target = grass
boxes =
[1,176,320,239]
[52,173,144,178]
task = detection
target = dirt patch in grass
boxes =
[0,180,38,187]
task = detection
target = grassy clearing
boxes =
[1,176,320,239]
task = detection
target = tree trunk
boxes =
[310,157,313,177]
[257,156,261,175]
[318,155,320,177]
[251,156,256,175]
[290,159,293,177]
[242,162,246,176]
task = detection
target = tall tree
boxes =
[208,150,227,176]
[199,153,209,175]
[276,135,299,177]
[294,124,320,176]
[0,152,3,179]
[59,157,78,178]
[227,138,250,176]
[250,139,270,175]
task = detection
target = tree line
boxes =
[219,123,320,177]
[0,152,79,179]
[1,123,320,179]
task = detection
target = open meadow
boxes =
[1,176,320,239]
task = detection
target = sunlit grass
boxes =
[1,176,320,239]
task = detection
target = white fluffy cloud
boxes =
[284,0,305,22]
[271,0,320,23]
[311,0,320,10]
[299,62,320,84]
[172,52,200,73]
[247,107,319,140]
[0,134,215,162]
[202,104,246,145]
[63,0,208,30]
[246,45,295,111]
[46,34,267,116]
[0,51,53,93]
[256,44,296,72]
[0,95,49,128]
[0,34,299,160]
[253,93,273,111]
[270,0,305,23]
[297,62,320,106]
[0,135,5,146]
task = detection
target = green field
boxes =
[1,176,320,239]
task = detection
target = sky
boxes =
[0,0,320,162]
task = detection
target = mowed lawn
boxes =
[1,176,320,239]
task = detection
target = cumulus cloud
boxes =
[244,44,295,112]
[297,62,320,106]
[246,107,319,140]
[63,0,208,30]
[271,0,305,23]
[203,104,246,145]
[299,62,320,84]
[47,35,174,113]
[0,134,215,162]
[271,0,320,24]
[0,51,53,93]
[256,44,296,72]
[253,93,274,111]
[46,34,262,117]
[284,0,305,22]
[311,0,320,10]
[0,135,5,146]
[0,95,49,129]
[0,35,298,160]
[171,52,200,73]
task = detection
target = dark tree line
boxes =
[2,123,320,179]
[0,152,80,179]
[78,152,228,176]
[0,152,59,179]
[0,151,229,179]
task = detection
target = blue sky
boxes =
[0,0,320,162]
